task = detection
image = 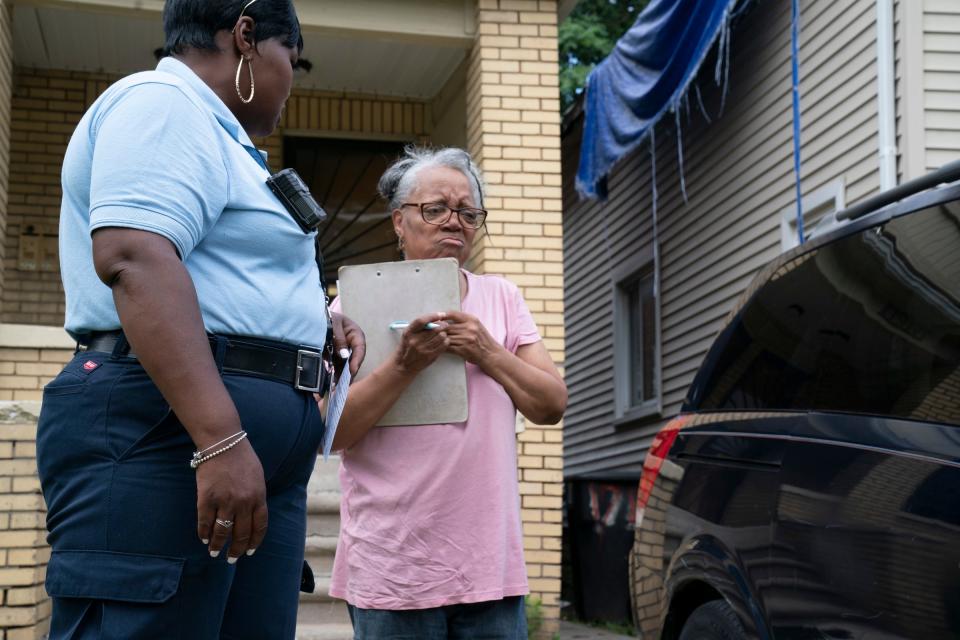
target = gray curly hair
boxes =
[378,146,486,212]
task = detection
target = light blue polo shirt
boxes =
[60,57,327,347]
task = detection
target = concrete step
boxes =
[304,534,338,575]
[306,534,338,554]
[295,623,354,640]
[308,491,341,514]
[307,512,340,540]
[306,470,342,541]
[308,456,342,493]
[300,575,335,603]
[296,455,347,639]
[297,456,349,638]
[298,595,352,627]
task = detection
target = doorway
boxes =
[284,136,407,287]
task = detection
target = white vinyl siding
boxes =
[923,0,960,171]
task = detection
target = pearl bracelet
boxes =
[190,431,248,469]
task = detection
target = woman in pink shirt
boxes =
[328,147,568,639]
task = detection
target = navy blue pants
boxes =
[36,343,324,640]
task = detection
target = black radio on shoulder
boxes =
[266,168,327,234]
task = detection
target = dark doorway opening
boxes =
[284,137,406,287]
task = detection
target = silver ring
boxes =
[215,519,234,529]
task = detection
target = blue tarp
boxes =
[576,0,740,199]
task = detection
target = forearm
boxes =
[108,251,241,449]
[331,312,451,450]
[332,359,418,450]
[481,347,567,424]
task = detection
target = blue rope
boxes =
[791,0,804,243]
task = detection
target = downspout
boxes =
[876,0,897,190]
[791,0,804,243]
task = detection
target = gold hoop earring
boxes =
[235,56,254,104]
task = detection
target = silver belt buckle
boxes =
[295,347,322,392]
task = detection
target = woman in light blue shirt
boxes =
[36,1,363,638]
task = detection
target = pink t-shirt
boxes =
[328,270,540,610]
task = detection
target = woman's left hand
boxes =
[442,311,504,369]
[443,309,567,424]
[331,312,366,377]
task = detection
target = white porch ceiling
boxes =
[12,2,470,98]
[298,30,466,97]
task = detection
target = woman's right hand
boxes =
[93,227,269,564]
[393,312,450,375]
[195,439,268,562]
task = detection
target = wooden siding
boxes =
[562,0,884,478]
[923,0,960,171]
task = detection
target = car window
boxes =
[691,201,960,425]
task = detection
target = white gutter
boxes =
[876,0,897,190]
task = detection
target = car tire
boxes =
[678,600,746,640]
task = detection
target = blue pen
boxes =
[389,321,440,331]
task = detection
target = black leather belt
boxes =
[78,332,328,394]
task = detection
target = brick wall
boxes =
[467,1,564,635]
[0,328,77,639]
[6,68,118,326]
[0,404,48,640]
[256,88,433,172]
[279,90,431,140]
[0,1,11,299]
[0,347,71,403]
[0,325,72,403]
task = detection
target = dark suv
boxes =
[630,164,960,640]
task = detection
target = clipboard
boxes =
[337,257,468,426]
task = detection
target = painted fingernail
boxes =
[210,549,220,558]
[339,348,350,360]
[201,538,209,545]
[227,556,238,565]
[246,548,256,556]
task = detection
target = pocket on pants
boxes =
[46,549,186,639]
[36,357,110,486]
[103,367,175,461]
[42,353,106,397]
[47,549,184,602]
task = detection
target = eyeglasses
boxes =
[401,202,488,229]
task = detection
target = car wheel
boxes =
[678,600,746,640]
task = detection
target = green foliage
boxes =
[559,0,649,113]
[525,596,544,638]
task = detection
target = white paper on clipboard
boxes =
[337,257,467,426]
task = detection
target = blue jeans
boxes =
[36,344,324,639]
[347,596,528,640]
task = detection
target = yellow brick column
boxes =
[466,1,563,636]
[0,0,13,303]
[0,331,75,638]
[0,405,50,640]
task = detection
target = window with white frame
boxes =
[781,179,846,251]
[613,248,661,422]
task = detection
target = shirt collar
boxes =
[156,57,258,152]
